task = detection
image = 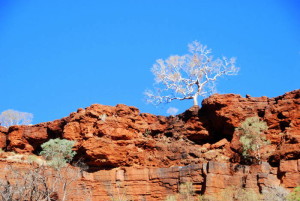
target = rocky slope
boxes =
[0,89,299,200]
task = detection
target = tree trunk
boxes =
[193,94,198,106]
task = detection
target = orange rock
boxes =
[280,160,298,173]
[206,173,231,188]
[0,90,299,200]
[0,126,7,149]
[211,138,229,149]
[281,172,300,188]
[207,161,231,175]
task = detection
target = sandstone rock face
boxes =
[0,90,299,200]
[201,90,300,163]
[0,126,7,149]
[6,118,68,153]
[1,160,297,201]
[202,90,299,139]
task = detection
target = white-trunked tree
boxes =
[145,41,239,106]
[0,109,33,127]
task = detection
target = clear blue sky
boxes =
[0,0,299,124]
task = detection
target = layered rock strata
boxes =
[0,89,299,200]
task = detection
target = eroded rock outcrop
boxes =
[0,126,7,149]
[0,89,299,200]
[1,159,298,201]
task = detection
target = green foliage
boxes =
[287,186,300,201]
[27,155,38,163]
[236,116,269,163]
[40,138,76,169]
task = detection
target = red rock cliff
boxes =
[0,89,299,200]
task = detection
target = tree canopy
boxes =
[145,41,239,106]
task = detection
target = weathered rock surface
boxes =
[1,160,298,201]
[0,126,7,149]
[0,89,299,200]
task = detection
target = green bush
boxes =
[40,138,76,169]
[236,116,269,163]
[287,186,300,201]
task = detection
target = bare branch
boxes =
[145,41,239,106]
[0,109,33,127]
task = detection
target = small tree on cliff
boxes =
[0,139,89,201]
[145,41,239,106]
[0,109,33,127]
[0,162,90,201]
[236,117,269,164]
[40,138,76,170]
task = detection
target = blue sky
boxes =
[0,0,299,124]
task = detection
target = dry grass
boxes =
[0,151,46,165]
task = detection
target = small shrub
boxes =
[236,188,261,201]
[40,138,76,169]
[163,182,197,201]
[287,186,300,201]
[72,158,89,172]
[99,114,107,121]
[236,116,269,163]
[164,195,177,201]
[143,129,152,137]
[5,153,25,163]
[220,186,262,201]
[110,196,128,201]
[196,195,212,201]
[108,181,130,201]
[27,155,41,164]
[180,182,194,200]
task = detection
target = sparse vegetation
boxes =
[262,186,289,201]
[143,129,152,137]
[162,184,293,201]
[0,162,90,201]
[220,186,262,201]
[99,113,107,121]
[261,186,289,201]
[164,195,178,201]
[287,186,300,201]
[0,139,90,201]
[236,116,269,164]
[40,138,76,169]
[163,182,202,201]
[107,181,130,201]
[179,182,195,201]
[26,155,45,165]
